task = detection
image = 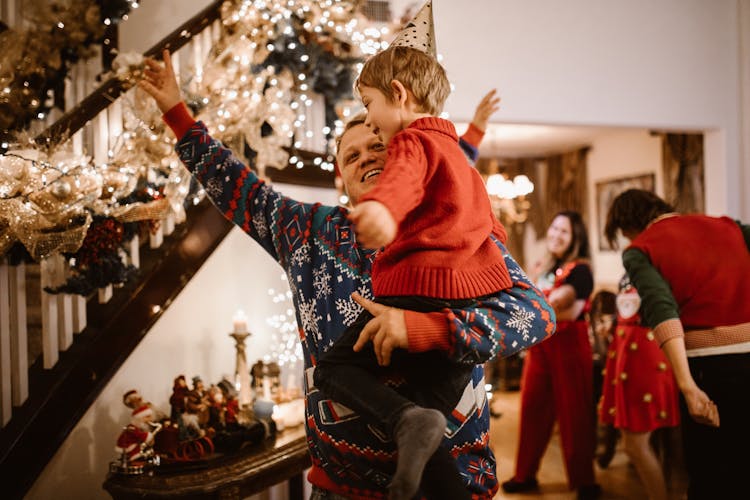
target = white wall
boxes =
[740,0,750,219]
[432,0,745,219]
[27,184,337,500]
[118,0,214,53]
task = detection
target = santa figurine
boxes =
[122,388,166,421]
[115,404,162,465]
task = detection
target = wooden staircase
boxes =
[0,1,334,497]
[0,197,233,499]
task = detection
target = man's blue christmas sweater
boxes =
[174,120,555,499]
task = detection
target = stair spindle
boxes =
[54,255,74,351]
[9,262,29,406]
[128,234,140,268]
[0,261,13,425]
[39,258,60,369]
[72,295,87,335]
[149,224,164,248]
[164,212,176,236]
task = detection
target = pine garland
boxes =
[0,0,134,140]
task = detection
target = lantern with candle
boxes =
[251,359,282,402]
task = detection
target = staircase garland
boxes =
[0,0,391,294]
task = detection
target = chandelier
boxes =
[485,173,534,224]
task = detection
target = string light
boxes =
[2,0,391,266]
[265,274,302,391]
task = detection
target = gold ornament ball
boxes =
[52,181,72,199]
[7,155,28,180]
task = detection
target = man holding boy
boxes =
[140,14,554,497]
[311,2,551,497]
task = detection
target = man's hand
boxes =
[470,89,501,132]
[138,49,183,114]
[348,200,397,249]
[351,293,408,366]
[683,385,720,427]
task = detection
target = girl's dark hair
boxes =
[553,210,591,264]
[604,189,674,248]
[589,290,616,317]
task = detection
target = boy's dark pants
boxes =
[314,296,477,499]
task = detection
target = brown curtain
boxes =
[661,133,704,213]
[543,147,590,226]
[501,158,536,269]
[476,148,589,269]
[476,158,540,268]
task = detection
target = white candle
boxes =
[233,310,247,333]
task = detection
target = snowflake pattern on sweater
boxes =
[176,122,555,499]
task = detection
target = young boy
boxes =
[313,5,519,499]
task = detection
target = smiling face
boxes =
[336,122,387,205]
[546,214,574,259]
[359,84,404,145]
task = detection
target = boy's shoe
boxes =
[501,477,539,493]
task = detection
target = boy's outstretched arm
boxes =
[459,88,500,163]
[471,89,501,133]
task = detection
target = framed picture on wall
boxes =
[596,173,656,250]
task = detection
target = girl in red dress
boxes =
[599,276,680,500]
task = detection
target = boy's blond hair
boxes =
[355,46,450,116]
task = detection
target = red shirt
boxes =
[360,117,511,299]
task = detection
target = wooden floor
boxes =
[488,391,688,499]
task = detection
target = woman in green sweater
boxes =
[604,189,750,500]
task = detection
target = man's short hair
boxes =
[334,110,368,155]
[355,46,450,116]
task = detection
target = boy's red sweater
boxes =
[360,117,511,299]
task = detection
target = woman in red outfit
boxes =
[599,276,679,500]
[503,211,600,499]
